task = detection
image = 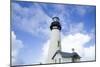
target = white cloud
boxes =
[81,45,95,61]
[12,31,24,65]
[12,3,51,37]
[61,33,95,61]
[61,21,86,35]
[69,22,84,34]
[41,40,50,63]
[61,33,91,53]
[74,6,87,16]
[42,32,95,63]
[12,2,90,39]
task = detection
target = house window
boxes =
[72,57,75,63]
[72,57,74,62]
[59,58,61,63]
[55,59,57,63]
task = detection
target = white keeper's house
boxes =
[46,17,81,64]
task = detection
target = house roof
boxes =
[52,50,81,59]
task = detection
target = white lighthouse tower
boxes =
[46,17,81,64]
[46,17,62,63]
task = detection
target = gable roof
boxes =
[52,50,81,59]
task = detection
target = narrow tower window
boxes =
[58,41,60,47]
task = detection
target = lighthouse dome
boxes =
[50,17,61,30]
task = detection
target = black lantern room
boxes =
[50,17,61,30]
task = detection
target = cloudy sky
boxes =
[11,1,96,65]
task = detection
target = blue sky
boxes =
[11,1,96,65]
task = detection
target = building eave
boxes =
[52,50,81,60]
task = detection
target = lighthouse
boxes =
[46,17,81,64]
[46,17,62,63]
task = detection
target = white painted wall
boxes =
[52,53,78,63]
[47,28,61,63]
[62,58,72,62]
[73,58,80,62]
[53,53,62,63]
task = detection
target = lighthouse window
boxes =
[53,26,57,29]
[58,41,60,47]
